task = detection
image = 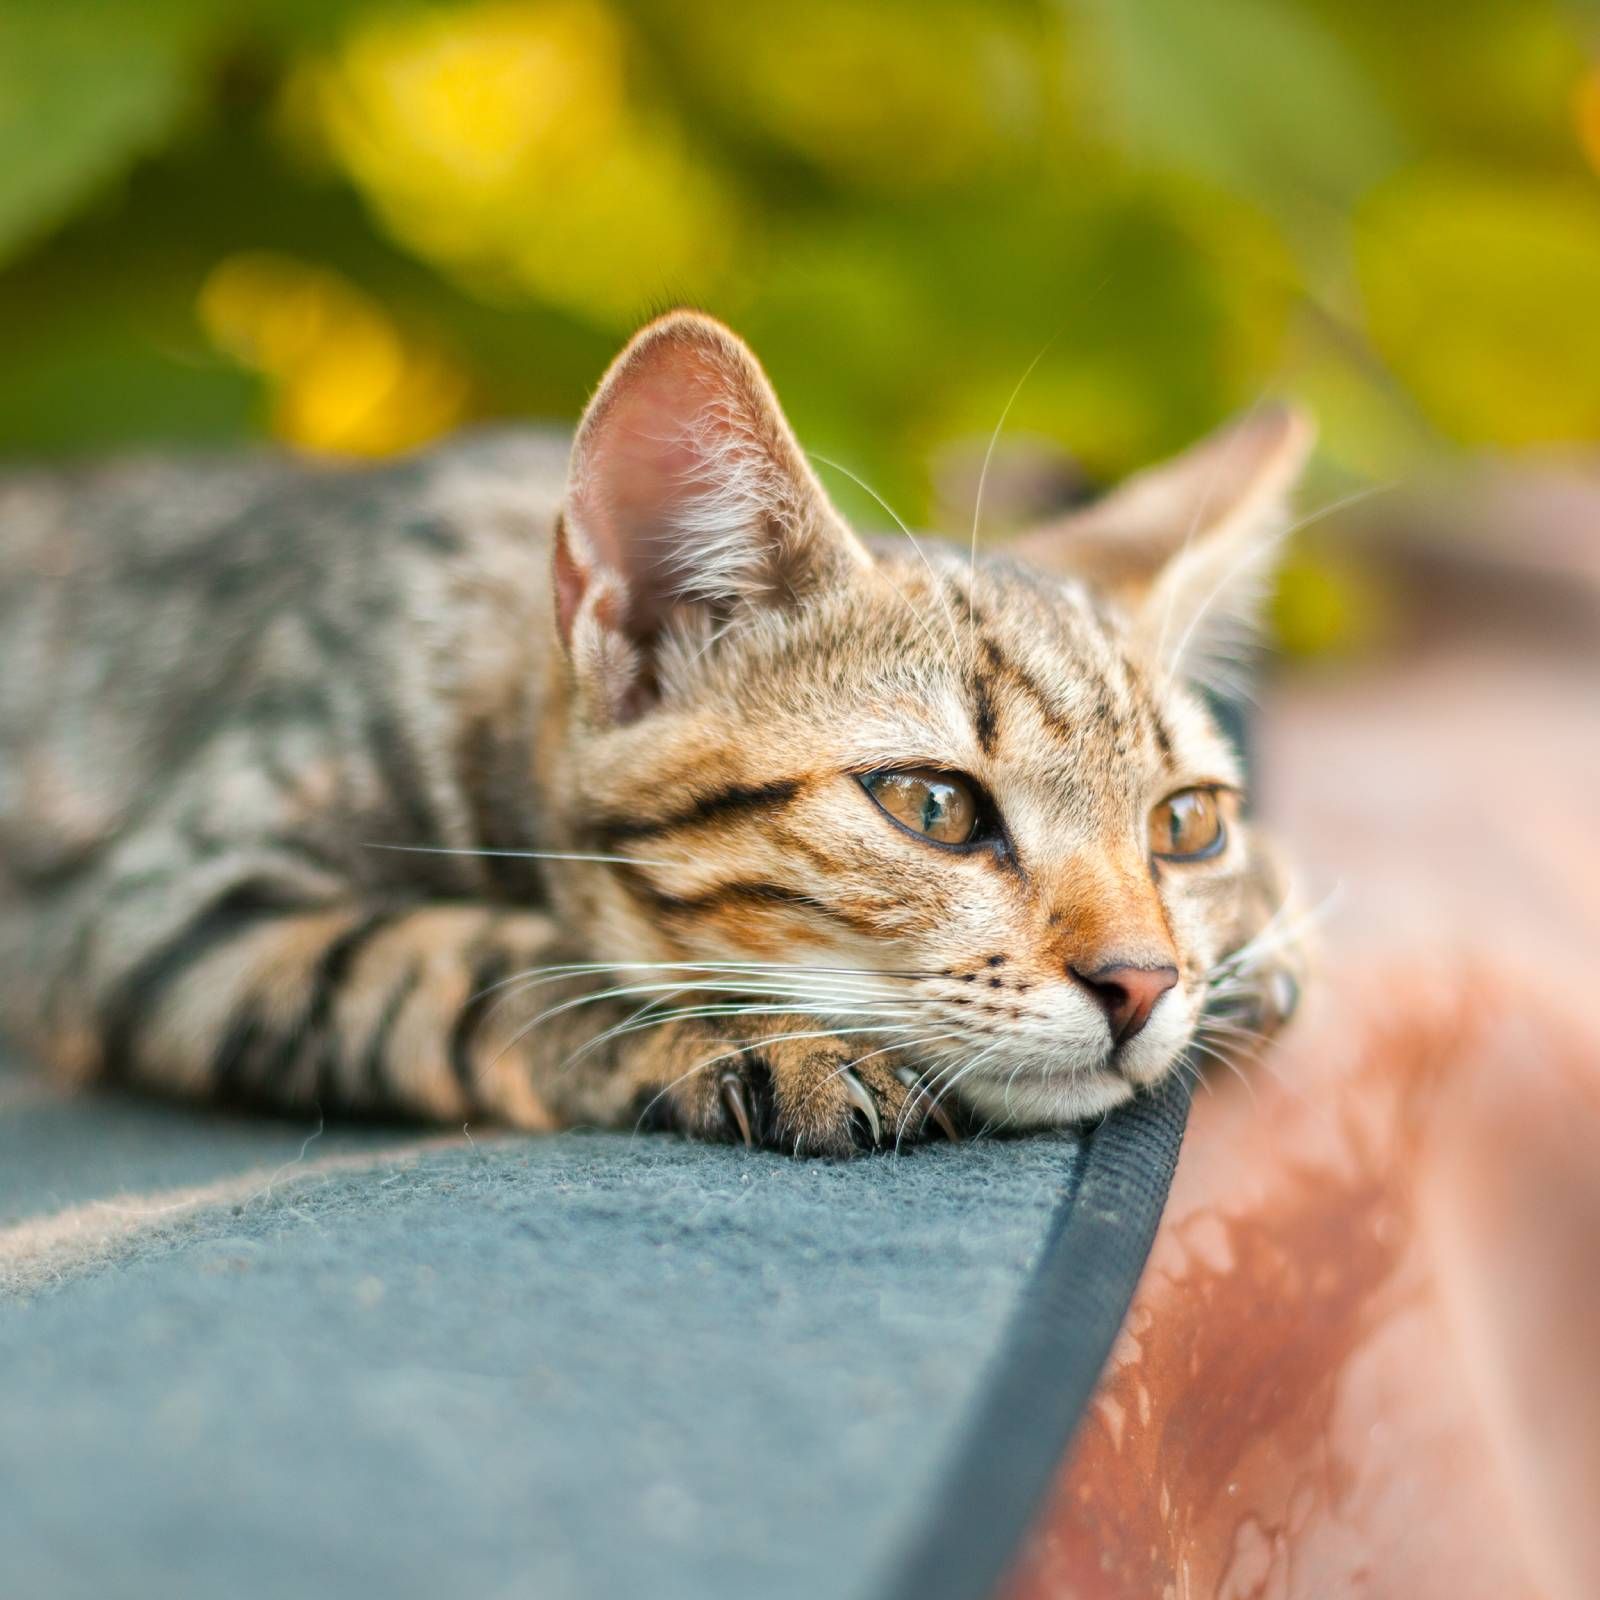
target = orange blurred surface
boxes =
[1007,607,1600,1599]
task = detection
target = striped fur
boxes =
[0,314,1309,1155]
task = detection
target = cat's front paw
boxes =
[653,1021,962,1157]
[1210,954,1302,1039]
[1207,835,1309,1041]
[1205,895,1307,1043]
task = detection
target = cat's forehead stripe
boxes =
[971,661,1000,756]
[936,562,1183,779]
[975,636,1079,748]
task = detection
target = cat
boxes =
[0,312,1307,1155]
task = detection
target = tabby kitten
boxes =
[0,313,1307,1154]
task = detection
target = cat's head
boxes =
[550,312,1310,1125]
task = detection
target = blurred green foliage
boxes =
[2,0,1598,534]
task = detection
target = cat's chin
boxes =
[956,1066,1140,1129]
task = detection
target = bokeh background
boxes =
[4,15,1600,1591]
[3,0,1600,652]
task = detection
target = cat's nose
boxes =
[1070,962,1179,1045]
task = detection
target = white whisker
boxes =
[555,1007,927,1077]
[474,958,937,996]
[1151,390,1271,671]
[490,971,928,1028]
[363,843,681,870]
[919,1039,1006,1141]
[806,1032,965,1119]
[624,1024,956,1139]
[1186,1036,1255,1101]
[967,333,1062,642]
[1167,481,1397,690]
[467,957,936,1017]
[1207,881,1343,987]
[810,451,964,657]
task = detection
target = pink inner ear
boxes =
[568,340,749,641]
[559,312,863,678]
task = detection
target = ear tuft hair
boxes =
[556,312,868,722]
[1013,404,1315,693]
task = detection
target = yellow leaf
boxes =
[1358,171,1600,446]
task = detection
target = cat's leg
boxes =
[62,884,612,1126]
[59,874,949,1148]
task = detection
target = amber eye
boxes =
[1149,788,1225,860]
[862,770,982,847]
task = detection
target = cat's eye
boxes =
[1149,788,1225,861]
[861,770,983,848]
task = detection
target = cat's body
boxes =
[0,435,572,1115]
[0,315,1305,1153]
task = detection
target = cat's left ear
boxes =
[1011,405,1314,691]
[555,311,870,722]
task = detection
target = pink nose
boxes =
[1070,962,1179,1046]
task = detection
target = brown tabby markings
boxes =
[0,314,1310,1155]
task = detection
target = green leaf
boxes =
[0,4,211,265]
[1081,0,1405,258]
[1358,171,1600,446]
[0,0,368,268]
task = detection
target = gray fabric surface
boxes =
[0,1048,1080,1600]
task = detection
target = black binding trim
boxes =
[875,1071,1192,1600]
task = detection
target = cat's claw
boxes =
[839,1068,882,1146]
[1269,969,1300,1026]
[684,1039,952,1156]
[925,1097,961,1143]
[719,1071,754,1148]
[895,1067,962,1142]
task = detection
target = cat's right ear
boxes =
[555,311,869,723]
[1010,404,1314,694]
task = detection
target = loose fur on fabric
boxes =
[0,313,1310,1155]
